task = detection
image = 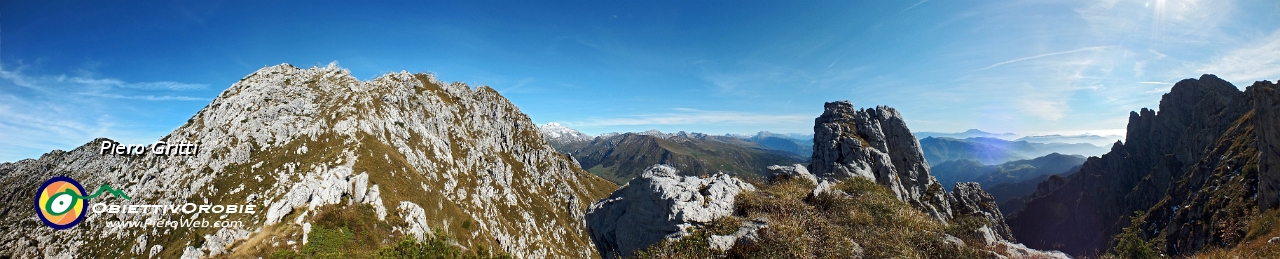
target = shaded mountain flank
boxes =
[0,64,617,258]
[1007,75,1280,257]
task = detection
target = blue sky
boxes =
[2,0,1279,162]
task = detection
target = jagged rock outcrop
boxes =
[809,101,951,222]
[949,182,1014,241]
[584,165,756,258]
[1256,81,1280,212]
[1008,74,1263,257]
[0,63,617,258]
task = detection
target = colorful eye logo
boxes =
[35,177,87,230]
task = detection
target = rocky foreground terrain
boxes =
[582,101,1068,258]
[0,63,616,258]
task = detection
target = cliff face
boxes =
[0,64,617,258]
[1007,74,1264,257]
[1256,81,1280,212]
[809,101,952,222]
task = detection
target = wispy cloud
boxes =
[568,108,810,127]
[901,0,929,13]
[976,46,1115,71]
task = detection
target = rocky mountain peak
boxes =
[809,101,952,222]
[0,63,617,258]
[1008,74,1262,256]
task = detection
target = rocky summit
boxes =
[1007,74,1278,257]
[0,63,616,258]
[809,101,952,222]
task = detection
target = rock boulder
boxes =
[585,165,756,258]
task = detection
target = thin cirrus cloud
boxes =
[974,46,1116,72]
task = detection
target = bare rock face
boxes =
[948,182,1014,241]
[809,101,951,222]
[584,165,756,258]
[1256,81,1280,212]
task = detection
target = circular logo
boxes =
[34,176,87,230]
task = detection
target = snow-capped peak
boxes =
[538,122,594,143]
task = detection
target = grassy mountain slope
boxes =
[572,133,805,185]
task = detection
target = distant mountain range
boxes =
[537,126,810,184]
[929,153,1086,213]
[917,129,1124,147]
[916,129,1019,140]
[1015,134,1124,147]
[919,136,1110,165]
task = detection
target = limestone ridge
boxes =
[0,63,616,258]
[809,101,952,222]
[1256,80,1280,212]
[583,165,755,258]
